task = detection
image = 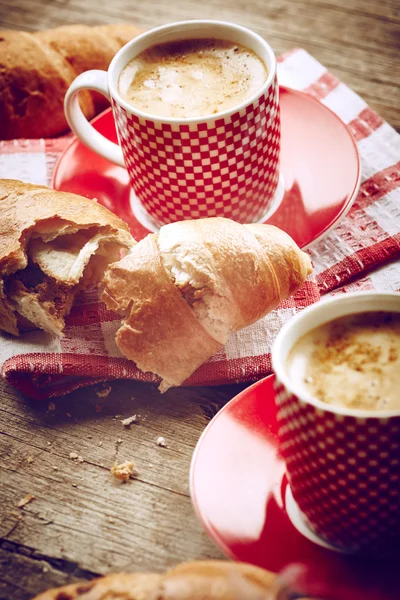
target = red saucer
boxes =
[190,376,399,600]
[52,87,360,248]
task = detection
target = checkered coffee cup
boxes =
[272,292,400,553]
[65,20,281,226]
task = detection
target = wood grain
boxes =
[0,0,399,598]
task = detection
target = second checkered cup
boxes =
[64,20,281,227]
[272,292,400,554]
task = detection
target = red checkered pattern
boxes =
[112,76,280,225]
[1,49,399,399]
[275,380,400,551]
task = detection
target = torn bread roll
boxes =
[102,217,312,391]
[0,179,135,336]
[32,559,277,599]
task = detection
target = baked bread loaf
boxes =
[0,179,135,336]
[32,559,277,599]
[0,23,141,139]
[102,218,312,390]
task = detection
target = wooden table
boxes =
[0,1,398,598]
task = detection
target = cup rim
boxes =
[272,291,400,419]
[107,19,277,125]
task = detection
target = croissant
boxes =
[0,179,135,336]
[102,218,312,390]
[0,23,141,139]
[32,559,276,600]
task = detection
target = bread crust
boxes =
[32,560,276,599]
[102,234,222,389]
[0,24,141,139]
[245,223,312,299]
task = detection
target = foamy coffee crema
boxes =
[287,312,400,412]
[118,39,268,118]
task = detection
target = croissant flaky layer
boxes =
[102,217,312,390]
[0,179,135,336]
[0,24,141,139]
[32,560,276,600]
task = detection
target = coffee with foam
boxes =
[286,311,400,412]
[118,38,268,119]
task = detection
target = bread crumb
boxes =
[47,441,52,446]
[117,438,123,444]
[156,436,166,447]
[52,466,58,470]
[27,456,34,464]
[87,435,92,439]
[121,415,137,427]
[11,511,24,521]
[18,494,35,508]
[99,441,103,446]
[67,453,84,463]
[96,386,112,398]
[113,414,122,420]
[42,566,49,573]
[48,402,56,411]
[108,517,115,523]
[72,483,78,488]
[110,461,135,482]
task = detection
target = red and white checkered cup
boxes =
[272,292,400,554]
[64,20,281,227]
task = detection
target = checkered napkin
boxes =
[1,49,399,399]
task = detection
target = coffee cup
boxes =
[272,292,400,553]
[64,20,281,227]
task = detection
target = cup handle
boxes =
[64,70,125,167]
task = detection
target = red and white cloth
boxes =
[0,49,399,399]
